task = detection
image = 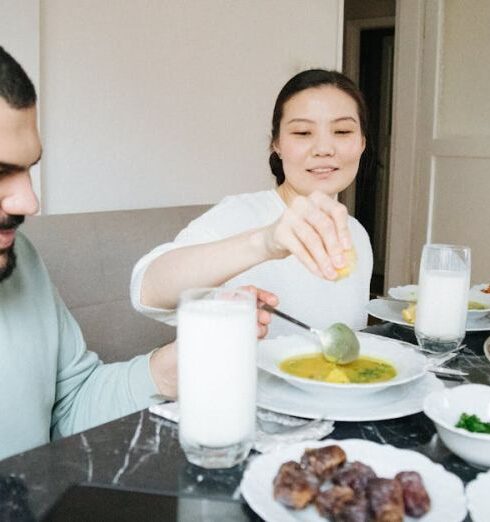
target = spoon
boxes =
[261,304,360,364]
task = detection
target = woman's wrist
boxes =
[248,225,285,263]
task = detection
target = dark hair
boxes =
[269,69,370,185]
[0,46,37,109]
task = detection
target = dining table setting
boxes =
[1,246,490,522]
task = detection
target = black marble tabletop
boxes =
[1,323,489,521]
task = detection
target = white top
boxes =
[131,190,373,337]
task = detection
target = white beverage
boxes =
[415,270,469,339]
[178,290,256,467]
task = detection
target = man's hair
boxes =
[0,46,37,108]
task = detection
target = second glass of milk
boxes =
[177,287,257,468]
[415,244,471,354]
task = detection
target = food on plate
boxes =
[481,284,490,294]
[332,461,377,494]
[402,299,489,324]
[301,445,347,480]
[272,444,431,520]
[335,248,357,281]
[279,354,397,384]
[468,301,487,310]
[315,486,356,519]
[455,412,490,434]
[367,478,404,522]
[395,471,431,517]
[272,461,319,509]
[401,303,416,324]
[334,493,370,522]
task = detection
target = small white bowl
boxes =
[258,332,427,400]
[423,384,490,468]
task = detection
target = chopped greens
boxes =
[455,413,490,434]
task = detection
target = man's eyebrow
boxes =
[0,150,42,172]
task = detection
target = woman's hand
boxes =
[240,285,278,339]
[262,191,352,280]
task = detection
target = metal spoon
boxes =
[261,304,360,364]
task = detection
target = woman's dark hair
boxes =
[269,69,370,186]
[0,46,37,109]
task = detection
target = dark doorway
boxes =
[356,27,395,297]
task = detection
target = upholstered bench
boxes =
[23,205,210,362]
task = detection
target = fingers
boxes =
[238,285,278,339]
[311,191,352,251]
[274,191,353,279]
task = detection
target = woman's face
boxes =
[274,85,365,199]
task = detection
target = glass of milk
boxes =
[177,287,257,468]
[415,244,471,354]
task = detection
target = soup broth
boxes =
[279,354,396,384]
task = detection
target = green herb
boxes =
[455,413,490,434]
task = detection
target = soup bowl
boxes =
[257,332,427,400]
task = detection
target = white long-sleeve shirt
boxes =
[131,190,373,337]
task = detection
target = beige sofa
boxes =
[23,205,209,362]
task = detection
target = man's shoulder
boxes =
[15,231,41,261]
[13,231,50,279]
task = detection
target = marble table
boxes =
[1,323,489,520]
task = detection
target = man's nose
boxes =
[1,171,40,216]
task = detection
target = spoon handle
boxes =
[261,304,312,332]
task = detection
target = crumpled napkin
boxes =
[149,402,334,453]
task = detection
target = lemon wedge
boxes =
[335,248,357,281]
[401,303,417,324]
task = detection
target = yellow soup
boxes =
[279,354,397,384]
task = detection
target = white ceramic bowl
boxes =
[423,384,490,468]
[257,332,427,400]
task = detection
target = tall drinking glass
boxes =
[177,288,257,469]
[415,244,471,354]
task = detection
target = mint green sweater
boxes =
[0,233,160,461]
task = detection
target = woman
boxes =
[131,69,373,337]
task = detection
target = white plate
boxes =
[367,298,490,332]
[241,439,467,522]
[466,470,490,522]
[470,283,490,308]
[257,370,443,421]
[388,284,490,319]
[389,284,418,301]
[258,333,427,400]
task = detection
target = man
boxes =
[0,46,276,461]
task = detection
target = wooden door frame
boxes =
[342,16,395,215]
[384,0,426,291]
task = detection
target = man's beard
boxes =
[0,215,24,283]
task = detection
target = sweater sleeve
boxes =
[50,288,160,439]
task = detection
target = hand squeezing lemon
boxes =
[335,248,357,281]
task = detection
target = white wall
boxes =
[32,0,342,214]
[0,0,41,198]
